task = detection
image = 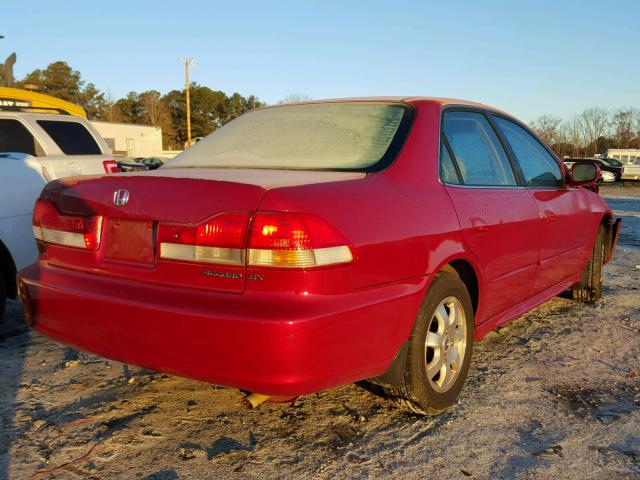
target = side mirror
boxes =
[569,162,600,186]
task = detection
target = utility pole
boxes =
[180,57,195,148]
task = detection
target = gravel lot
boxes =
[1,185,639,480]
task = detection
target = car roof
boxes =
[0,111,89,123]
[265,96,504,113]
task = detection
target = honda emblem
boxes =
[113,189,130,207]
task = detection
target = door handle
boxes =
[470,217,488,235]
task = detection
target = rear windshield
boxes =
[37,120,102,155]
[165,103,412,171]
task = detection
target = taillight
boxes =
[156,212,354,269]
[158,213,250,265]
[33,199,103,250]
[247,213,353,268]
[103,160,121,174]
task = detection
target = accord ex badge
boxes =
[113,189,130,207]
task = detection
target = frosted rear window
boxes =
[166,103,409,170]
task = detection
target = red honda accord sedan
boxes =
[18,98,620,415]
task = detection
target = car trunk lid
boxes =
[37,168,365,293]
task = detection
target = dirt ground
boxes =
[1,185,639,480]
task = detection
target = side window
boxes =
[440,144,461,184]
[492,116,563,188]
[443,111,516,186]
[37,120,102,155]
[0,119,43,156]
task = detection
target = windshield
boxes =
[165,103,411,171]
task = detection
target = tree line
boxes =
[530,108,640,158]
[12,61,265,150]
[9,61,640,157]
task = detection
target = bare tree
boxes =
[579,108,609,156]
[633,110,640,149]
[102,93,125,123]
[139,91,175,149]
[610,109,635,148]
[563,117,585,157]
[277,93,311,105]
[530,114,562,147]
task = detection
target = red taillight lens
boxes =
[159,212,354,268]
[248,213,353,268]
[158,214,249,248]
[103,160,121,174]
[157,213,250,265]
[33,199,103,250]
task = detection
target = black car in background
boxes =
[564,157,623,181]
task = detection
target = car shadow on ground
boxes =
[0,300,30,478]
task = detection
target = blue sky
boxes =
[2,0,638,121]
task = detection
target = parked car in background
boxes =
[115,158,148,172]
[0,110,120,177]
[564,157,622,181]
[18,98,620,415]
[0,108,121,318]
[138,157,165,170]
[600,170,616,183]
[0,153,47,319]
[621,157,640,186]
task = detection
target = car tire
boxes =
[572,224,606,303]
[385,271,474,416]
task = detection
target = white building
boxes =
[91,121,164,158]
[605,149,640,164]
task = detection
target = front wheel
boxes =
[386,272,474,416]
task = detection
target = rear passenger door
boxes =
[491,115,593,293]
[441,110,541,322]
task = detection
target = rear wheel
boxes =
[385,272,474,416]
[572,225,606,303]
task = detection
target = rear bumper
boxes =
[18,262,425,396]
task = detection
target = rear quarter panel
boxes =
[255,100,469,291]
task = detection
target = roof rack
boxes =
[0,105,72,115]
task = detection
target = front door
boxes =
[491,115,593,293]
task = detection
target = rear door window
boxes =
[442,111,517,186]
[493,116,563,188]
[0,119,42,156]
[440,144,461,184]
[37,120,102,155]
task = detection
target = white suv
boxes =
[0,112,118,318]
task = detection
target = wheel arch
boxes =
[0,239,18,298]
[369,254,483,389]
[440,259,479,315]
[600,212,619,264]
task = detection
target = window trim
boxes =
[439,136,463,184]
[437,105,567,190]
[439,107,521,188]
